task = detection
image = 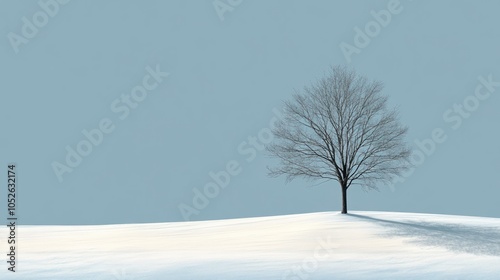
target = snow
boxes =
[2,211,500,279]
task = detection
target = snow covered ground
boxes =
[1,211,500,279]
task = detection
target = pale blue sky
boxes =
[1,0,499,225]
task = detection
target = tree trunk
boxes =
[341,184,348,214]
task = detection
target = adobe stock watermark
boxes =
[7,0,71,54]
[51,64,170,183]
[339,0,409,63]
[213,0,242,21]
[388,74,500,190]
[112,268,135,280]
[178,108,284,221]
[282,235,337,280]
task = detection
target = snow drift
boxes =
[1,211,500,279]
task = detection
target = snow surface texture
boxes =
[1,211,500,279]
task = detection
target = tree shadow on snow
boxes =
[349,213,500,257]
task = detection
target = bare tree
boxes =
[267,66,411,214]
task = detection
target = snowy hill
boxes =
[2,211,500,279]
